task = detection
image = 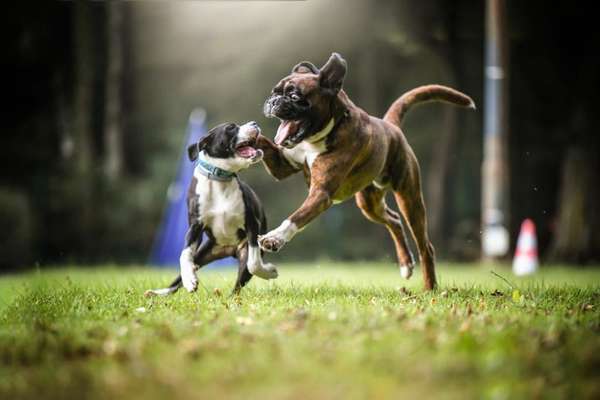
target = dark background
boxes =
[1,0,598,269]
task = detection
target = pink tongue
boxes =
[275,120,301,145]
[236,146,257,158]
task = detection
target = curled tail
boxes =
[383,84,475,127]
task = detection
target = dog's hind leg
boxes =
[145,223,205,296]
[244,192,278,279]
[145,243,238,297]
[180,223,206,292]
[355,185,415,279]
[232,244,253,295]
[393,187,437,291]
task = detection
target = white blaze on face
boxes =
[235,122,263,163]
[201,121,263,172]
[236,122,256,145]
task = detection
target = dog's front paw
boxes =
[258,233,286,253]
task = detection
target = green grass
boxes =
[1,263,599,400]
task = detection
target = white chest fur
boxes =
[282,139,327,170]
[193,168,245,246]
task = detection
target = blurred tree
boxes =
[72,1,94,180]
[382,1,483,258]
[550,145,598,263]
[508,1,600,264]
[103,0,125,181]
[413,2,463,254]
[3,0,598,268]
[0,189,34,269]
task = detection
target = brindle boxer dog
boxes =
[257,53,475,290]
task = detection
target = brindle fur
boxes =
[257,53,474,290]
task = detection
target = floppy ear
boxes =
[319,53,347,93]
[187,134,212,161]
[187,143,200,162]
[292,61,319,75]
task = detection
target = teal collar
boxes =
[196,156,236,182]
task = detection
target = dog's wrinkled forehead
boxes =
[274,76,319,97]
[272,54,347,98]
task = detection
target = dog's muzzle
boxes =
[263,95,297,120]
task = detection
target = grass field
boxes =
[1,262,599,399]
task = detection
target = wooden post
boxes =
[482,0,509,260]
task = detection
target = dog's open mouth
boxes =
[275,120,303,146]
[235,142,259,159]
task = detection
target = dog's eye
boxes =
[226,124,236,132]
[290,93,301,101]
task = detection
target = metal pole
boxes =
[482,0,509,260]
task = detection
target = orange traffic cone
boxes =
[512,219,539,276]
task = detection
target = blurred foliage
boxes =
[0,189,34,269]
[1,0,598,269]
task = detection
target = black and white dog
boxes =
[145,121,278,297]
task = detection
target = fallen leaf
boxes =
[512,290,524,303]
[459,320,471,332]
[236,316,253,326]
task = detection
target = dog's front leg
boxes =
[243,194,279,279]
[256,134,300,180]
[180,223,205,292]
[259,187,333,252]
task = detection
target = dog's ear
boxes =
[292,61,319,75]
[187,142,201,162]
[319,53,347,94]
[187,134,213,161]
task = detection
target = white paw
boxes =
[400,263,414,280]
[248,262,279,280]
[182,273,198,292]
[258,220,298,253]
[144,287,178,297]
[180,247,198,292]
[182,269,198,292]
[258,232,286,253]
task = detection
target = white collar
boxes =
[306,118,335,144]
